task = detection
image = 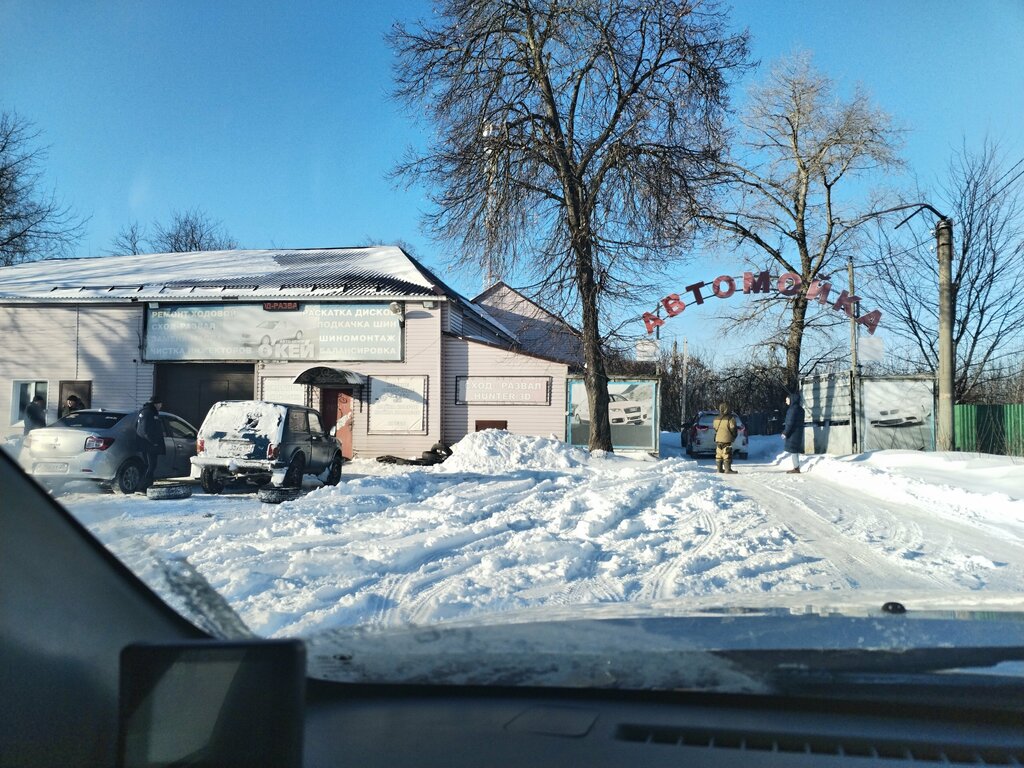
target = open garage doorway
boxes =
[155,363,255,430]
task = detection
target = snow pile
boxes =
[803,451,1024,528]
[439,429,596,473]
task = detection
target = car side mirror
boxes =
[329,426,337,437]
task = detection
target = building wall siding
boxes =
[442,337,568,445]
[0,304,153,432]
[259,304,443,458]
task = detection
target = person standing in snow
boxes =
[712,402,738,474]
[135,396,165,491]
[23,395,46,434]
[781,391,805,474]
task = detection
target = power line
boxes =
[976,156,1024,211]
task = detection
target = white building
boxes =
[0,246,582,458]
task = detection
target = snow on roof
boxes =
[0,246,444,303]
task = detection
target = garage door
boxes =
[155,364,255,430]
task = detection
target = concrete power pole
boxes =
[847,258,859,453]
[936,217,955,451]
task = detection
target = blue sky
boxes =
[2,0,1022,355]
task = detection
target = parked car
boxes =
[191,400,342,494]
[17,408,198,493]
[684,410,749,459]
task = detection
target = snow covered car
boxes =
[191,400,342,493]
[17,408,198,493]
[608,393,649,425]
[684,410,749,458]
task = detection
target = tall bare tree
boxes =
[0,111,84,266]
[390,0,749,450]
[699,53,902,390]
[110,208,237,255]
[867,141,1024,402]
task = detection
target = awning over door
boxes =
[293,367,366,387]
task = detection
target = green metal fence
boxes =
[954,404,1024,456]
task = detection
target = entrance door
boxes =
[321,388,354,459]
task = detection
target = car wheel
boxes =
[200,467,226,494]
[257,485,303,504]
[283,453,305,488]
[324,453,342,486]
[113,460,144,495]
[146,483,193,500]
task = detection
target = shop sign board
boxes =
[144,303,402,361]
[368,375,427,434]
[455,376,551,405]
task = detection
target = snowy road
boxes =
[59,432,1024,638]
[722,471,1024,593]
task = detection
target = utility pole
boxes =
[891,203,956,452]
[848,258,859,453]
[681,337,688,425]
[936,217,955,451]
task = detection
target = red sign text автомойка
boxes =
[643,270,882,335]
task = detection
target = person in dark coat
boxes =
[781,391,805,474]
[135,396,166,491]
[62,394,84,418]
[23,395,46,434]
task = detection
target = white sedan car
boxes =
[684,410,749,459]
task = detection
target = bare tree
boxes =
[148,208,237,253]
[699,53,902,390]
[109,210,237,255]
[390,0,749,450]
[109,221,146,255]
[867,141,1024,402]
[0,111,85,265]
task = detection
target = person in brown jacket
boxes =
[713,402,738,474]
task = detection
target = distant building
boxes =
[474,282,584,367]
[0,246,580,459]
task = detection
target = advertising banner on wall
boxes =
[455,376,551,405]
[860,377,935,451]
[144,303,402,361]
[368,375,427,434]
[567,378,659,451]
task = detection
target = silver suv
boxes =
[191,400,342,494]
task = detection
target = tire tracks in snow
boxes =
[721,471,979,591]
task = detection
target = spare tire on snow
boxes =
[257,485,303,504]
[146,482,193,501]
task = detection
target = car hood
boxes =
[302,593,1024,698]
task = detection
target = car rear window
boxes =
[55,411,126,429]
[698,413,745,427]
[200,402,287,439]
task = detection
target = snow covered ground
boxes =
[59,431,1024,638]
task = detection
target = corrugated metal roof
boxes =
[0,244,521,345]
[0,246,442,302]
